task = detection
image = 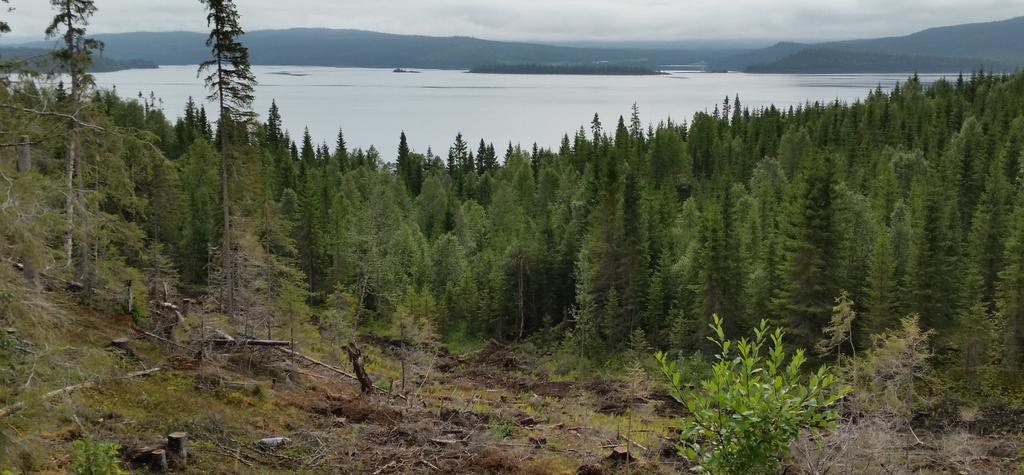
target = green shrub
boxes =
[657,315,848,474]
[487,419,515,439]
[70,438,126,475]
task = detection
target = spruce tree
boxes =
[862,224,897,341]
[397,131,411,190]
[266,100,283,148]
[199,0,257,320]
[46,0,100,270]
[998,196,1024,368]
[774,153,838,347]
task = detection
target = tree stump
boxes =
[109,338,138,359]
[149,449,168,472]
[167,432,187,468]
[346,342,373,394]
[606,445,633,463]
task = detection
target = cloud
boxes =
[4,0,1023,42]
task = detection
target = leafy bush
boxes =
[70,438,126,475]
[842,314,935,419]
[487,419,515,439]
[657,315,848,474]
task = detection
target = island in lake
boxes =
[469,63,666,75]
[393,68,421,73]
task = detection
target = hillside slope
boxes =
[15,29,728,70]
[716,16,1024,72]
[0,47,158,72]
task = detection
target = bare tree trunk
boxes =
[517,255,525,341]
[63,9,78,271]
[16,136,30,173]
[126,279,134,314]
[64,132,75,268]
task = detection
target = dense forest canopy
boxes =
[4,2,1024,471]
[3,61,1024,387]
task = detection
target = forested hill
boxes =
[745,48,1012,74]
[12,29,726,70]
[10,16,1024,73]
[721,16,1024,73]
[0,46,158,72]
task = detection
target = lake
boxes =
[93,65,947,156]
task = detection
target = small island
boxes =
[469,63,665,76]
[393,68,421,73]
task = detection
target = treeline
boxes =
[469,63,663,75]
[3,2,1024,395]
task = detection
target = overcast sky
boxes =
[3,0,1023,43]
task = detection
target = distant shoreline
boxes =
[469,63,666,76]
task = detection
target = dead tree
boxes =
[346,342,373,394]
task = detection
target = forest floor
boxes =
[2,282,1023,473]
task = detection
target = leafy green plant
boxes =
[487,419,515,439]
[71,438,127,475]
[657,315,849,474]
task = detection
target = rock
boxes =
[257,437,291,449]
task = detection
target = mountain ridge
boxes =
[7,16,1024,74]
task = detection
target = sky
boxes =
[3,0,1023,43]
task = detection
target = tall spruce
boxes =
[199,0,257,321]
[774,153,838,347]
[46,0,100,270]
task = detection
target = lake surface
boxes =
[93,65,947,156]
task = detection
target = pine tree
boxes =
[774,153,838,348]
[199,0,257,320]
[397,131,412,191]
[964,154,1011,310]
[998,196,1024,368]
[300,127,315,162]
[266,100,283,148]
[907,173,962,331]
[46,0,100,270]
[862,224,897,341]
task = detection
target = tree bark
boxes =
[16,136,30,173]
[149,449,168,472]
[166,432,187,468]
[346,342,374,394]
[64,131,75,269]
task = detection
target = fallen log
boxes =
[272,347,406,400]
[134,328,196,354]
[257,436,291,449]
[196,338,292,347]
[0,367,161,418]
